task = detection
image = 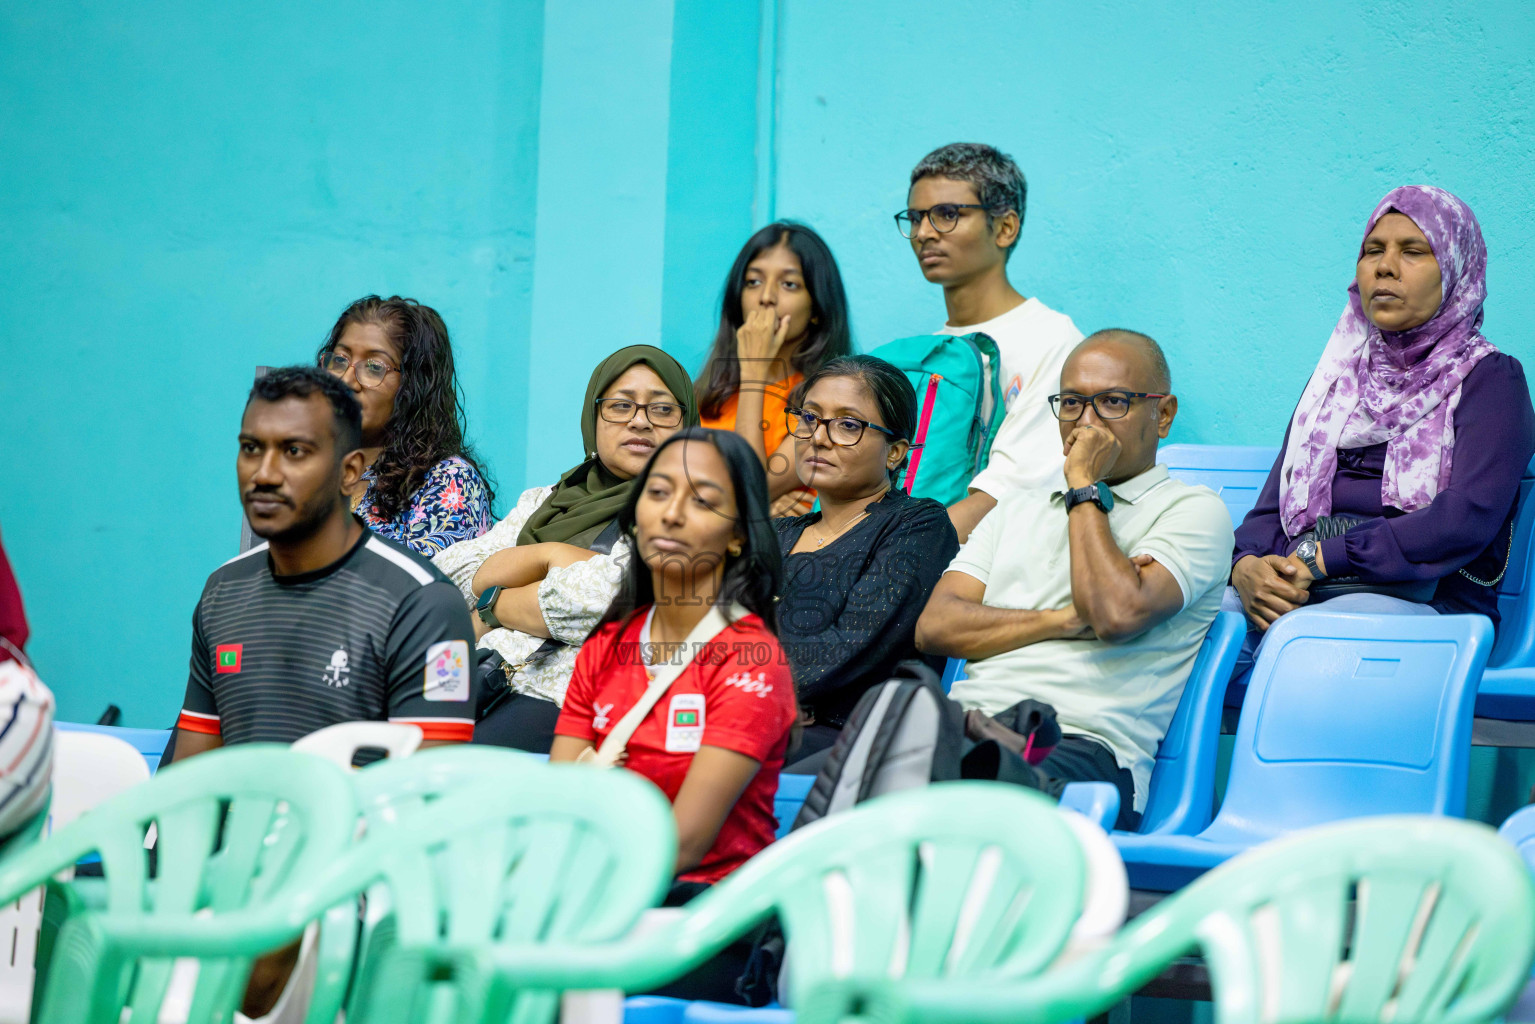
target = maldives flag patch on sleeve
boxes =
[214,644,242,674]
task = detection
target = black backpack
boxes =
[790,660,965,830]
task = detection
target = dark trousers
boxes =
[471,691,562,753]
[1022,734,1139,831]
[644,881,756,1003]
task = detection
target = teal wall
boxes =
[0,1,546,723]
[771,0,1535,446]
[3,0,1533,724]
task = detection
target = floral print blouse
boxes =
[432,485,631,707]
[356,456,494,557]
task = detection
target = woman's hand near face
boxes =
[735,307,791,384]
[1231,554,1311,631]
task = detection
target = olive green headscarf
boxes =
[516,345,699,548]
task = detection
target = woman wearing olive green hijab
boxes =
[435,345,699,750]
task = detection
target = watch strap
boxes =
[477,585,506,630]
[1064,481,1112,513]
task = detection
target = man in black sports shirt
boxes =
[172,366,476,762]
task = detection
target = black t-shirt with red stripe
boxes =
[179,525,476,744]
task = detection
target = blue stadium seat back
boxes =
[681,1002,790,1024]
[1135,610,1246,836]
[1498,804,1535,876]
[55,722,171,773]
[940,657,966,694]
[773,772,814,839]
[1208,610,1490,843]
[624,996,691,1024]
[1488,458,1535,670]
[1157,443,1278,528]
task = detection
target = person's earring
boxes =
[728,540,743,557]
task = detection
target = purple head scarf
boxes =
[1278,186,1496,537]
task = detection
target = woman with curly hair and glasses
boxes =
[317,295,495,555]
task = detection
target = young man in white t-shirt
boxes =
[901,143,1084,541]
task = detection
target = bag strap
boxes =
[900,373,942,494]
[582,602,748,767]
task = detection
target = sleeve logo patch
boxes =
[214,644,243,674]
[665,693,705,753]
[423,640,470,702]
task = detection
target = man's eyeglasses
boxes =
[894,204,989,238]
[320,352,399,390]
[1048,390,1170,422]
[786,407,901,447]
[595,398,684,428]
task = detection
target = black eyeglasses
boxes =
[893,204,989,238]
[1048,390,1170,422]
[595,398,684,428]
[320,352,399,389]
[786,407,901,447]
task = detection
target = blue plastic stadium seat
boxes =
[1464,457,1535,719]
[772,771,814,839]
[939,657,965,694]
[957,610,1245,838]
[1114,610,1492,891]
[1130,609,1245,835]
[1157,443,1278,528]
[55,722,171,773]
[682,1002,789,1024]
[1499,803,1535,874]
[624,997,691,1024]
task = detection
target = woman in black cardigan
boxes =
[775,355,959,769]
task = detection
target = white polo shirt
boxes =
[936,298,1083,498]
[946,463,1232,809]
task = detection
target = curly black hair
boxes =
[316,296,495,521]
[248,365,363,453]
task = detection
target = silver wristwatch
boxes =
[1294,540,1323,580]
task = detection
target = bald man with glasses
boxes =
[915,330,1232,829]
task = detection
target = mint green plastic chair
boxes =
[485,782,1091,1007]
[0,745,356,1024]
[127,755,679,1024]
[821,815,1535,1024]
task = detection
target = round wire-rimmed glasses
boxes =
[320,352,399,390]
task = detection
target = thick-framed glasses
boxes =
[893,203,989,238]
[786,407,901,447]
[320,352,399,390]
[1048,390,1170,422]
[595,398,684,428]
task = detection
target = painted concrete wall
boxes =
[0,1,545,724]
[4,0,1533,725]
[771,0,1535,445]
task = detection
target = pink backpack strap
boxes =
[901,373,942,493]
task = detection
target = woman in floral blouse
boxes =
[434,345,698,752]
[317,295,495,555]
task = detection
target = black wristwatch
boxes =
[475,585,506,630]
[1064,481,1114,515]
[1294,540,1324,580]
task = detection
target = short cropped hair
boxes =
[910,143,1028,260]
[248,365,363,452]
[1080,328,1172,393]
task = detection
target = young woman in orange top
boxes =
[695,222,853,516]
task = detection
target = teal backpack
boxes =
[868,332,1006,505]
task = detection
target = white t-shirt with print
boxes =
[936,298,1083,499]
[945,464,1233,810]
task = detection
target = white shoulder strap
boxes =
[582,603,747,768]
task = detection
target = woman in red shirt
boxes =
[552,427,796,893]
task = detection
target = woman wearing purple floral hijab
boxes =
[1230,186,1533,649]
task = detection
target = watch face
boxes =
[476,587,496,611]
